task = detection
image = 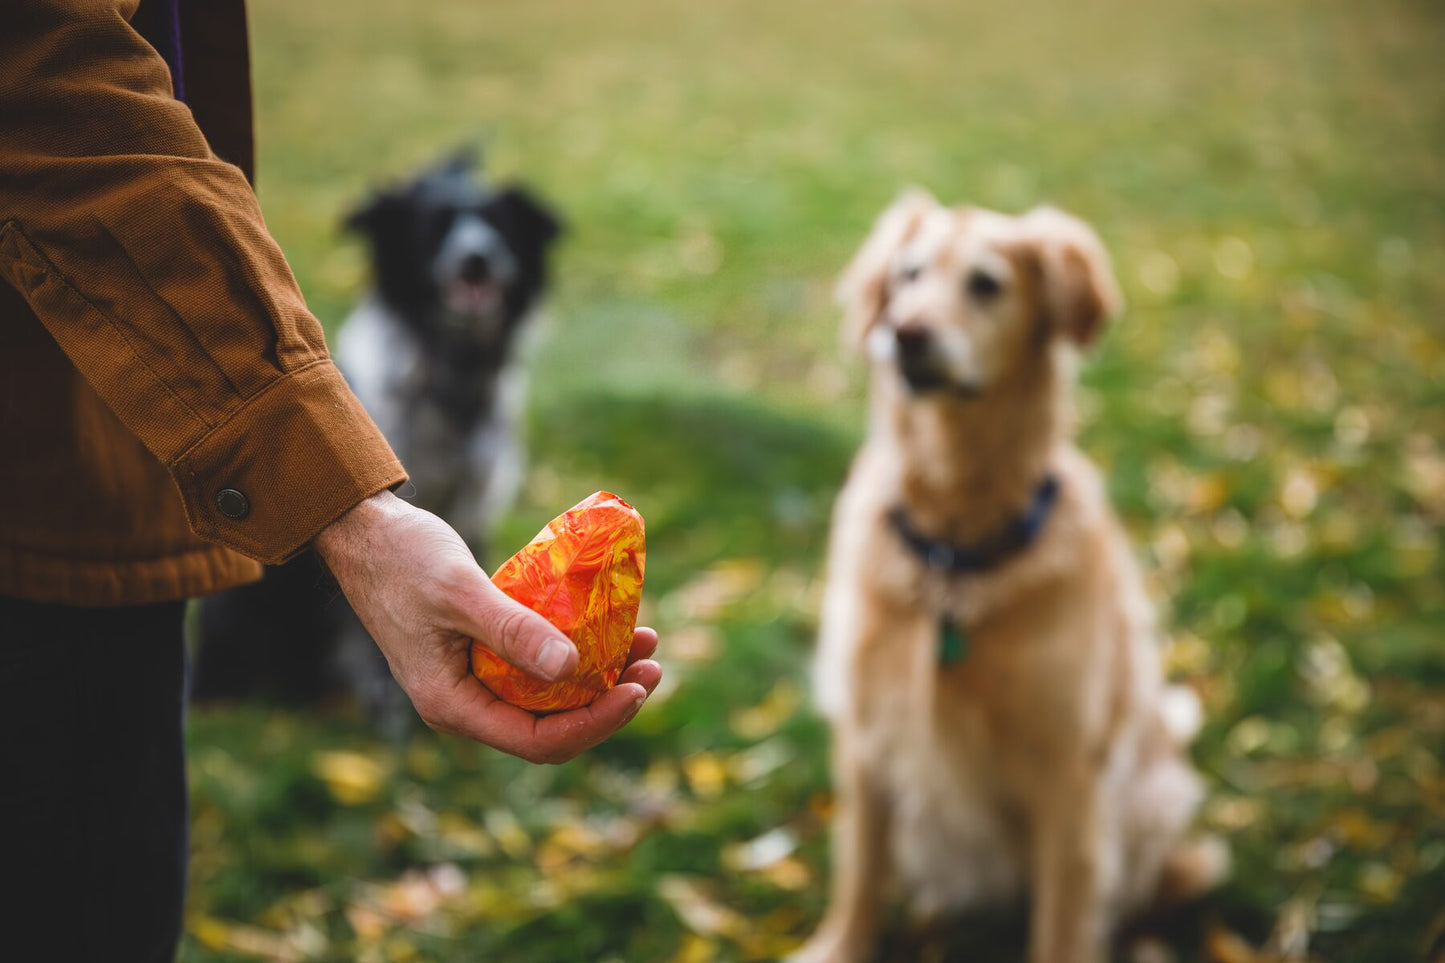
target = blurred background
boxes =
[182,0,1444,959]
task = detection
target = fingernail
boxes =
[623,693,645,723]
[537,638,572,680]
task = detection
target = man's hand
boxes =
[314,490,662,763]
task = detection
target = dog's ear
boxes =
[1020,206,1122,348]
[491,186,564,254]
[836,189,935,347]
[342,188,406,240]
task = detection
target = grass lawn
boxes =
[182,0,1444,959]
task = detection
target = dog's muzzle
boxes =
[894,327,978,397]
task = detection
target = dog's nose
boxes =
[459,252,491,283]
[895,323,931,359]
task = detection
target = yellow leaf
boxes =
[683,752,728,799]
[1206,924,1265,963]
[759,857,812,891]
[671,934,718,963]
[658,876,747,939]
[537,821,606,878]
[436,812,496,857]
[485,809,533,858]
[186,916,300,961]
[1166,631,1211,675]
[1359,862,1402,904]
[548,820,605,857]
[1187,473,1230,514]
[312,750,387,806]
[729,680,804,740]
[189,916,232,952]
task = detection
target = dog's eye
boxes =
[898,265,922,284]
[966,270,1002,300]
[425,208,458,243]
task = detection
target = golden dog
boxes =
[795,193,1226,963]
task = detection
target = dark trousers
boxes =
[0,597,188,963]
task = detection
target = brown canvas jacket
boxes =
[0,0,407,606]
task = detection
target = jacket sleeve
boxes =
[0,0,407,564]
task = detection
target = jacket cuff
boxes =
[170,360,407,564]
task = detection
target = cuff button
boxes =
[216,488,251,520]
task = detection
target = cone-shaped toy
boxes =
[472,491,646,712]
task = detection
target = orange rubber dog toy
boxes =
[472,491,646,712]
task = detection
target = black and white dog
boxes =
[338,148,561,546]
[192,148,561,723]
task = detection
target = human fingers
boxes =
[442,566,578,682]
[528,681,650,761]
[619,659,662,695]
[625,626,659,665]
[420,673,646,764]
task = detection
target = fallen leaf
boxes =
[729,680,804,740]
[683,752,728,800]
[658,875,748,939]
[312,750,387,806]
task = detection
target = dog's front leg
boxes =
[791,746,890,963]
[1028,767,1110,963]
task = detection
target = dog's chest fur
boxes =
[336,297,526,535]
[867,618,1036,916]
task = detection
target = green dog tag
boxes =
[939,619,969,666]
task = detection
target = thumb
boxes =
[452,572,579,683]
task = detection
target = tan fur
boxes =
[795,196,1224,963]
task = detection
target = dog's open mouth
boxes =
[445,278,503,317]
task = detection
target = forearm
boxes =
[0,1,405,562]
